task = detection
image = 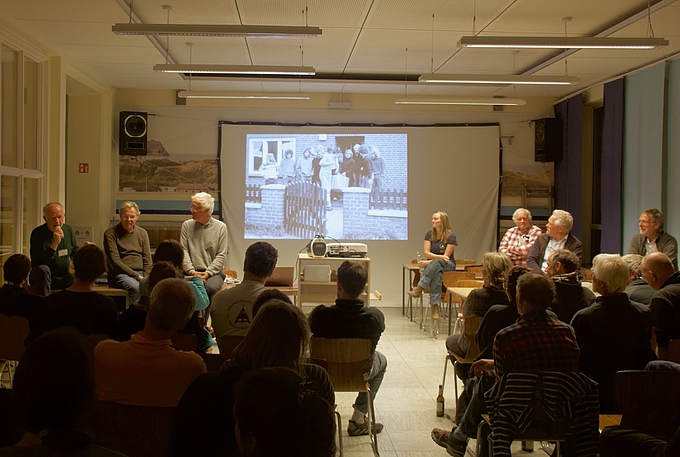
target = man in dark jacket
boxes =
[546,249,596,323]
[641,252,680,360]
[526,209,582,272]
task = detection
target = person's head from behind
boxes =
[72,244,106,283]
[251,289,293,318]
[506,266,531,303]
[232,300,310,372]
[244,242,278,279]
[640,252,676,291]
[516,272,556,315]
[337,260,367,300]
[153,239,185,269]
[146,278,196,335]
[14,329,93,435]
[482,252,513,289]
[591,254,629,296]
[545,249,579,277]
[4,254,31,286]
[147,261,182,293]
[622,254,644,282]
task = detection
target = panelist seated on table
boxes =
[498,207,542,267]
[526,209,582,273]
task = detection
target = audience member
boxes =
[37,245,117,337]
[431,272,580,457]
[0,329,124,456]
[94,278,206,407]
[629,208,678,268]
[251,288,293,318]
[570,254,656,412]
[545,249,596,323]
[309,260,387,436]
[173,299,334,457]
[623,253,655,305]
[211,242,278,343]
[103,201,151,303]
[526,209,582,272]
[181,192,228,298]
[0,254,44,344]
[29,202,79,296]
[498,208,542,267]
[600,425,680,457]
[641,252,680,359]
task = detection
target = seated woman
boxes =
[172,299,335,457]
[0,254,44,345]
[408,211,458,320]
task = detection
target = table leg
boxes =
[448,294,452,335]
[402,266,406,315]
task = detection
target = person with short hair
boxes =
[103,201,152,303]
[251,288,293,318]
[545,249,596,323]
[526,209,582,272]
[210,242,278,343]
[279,149,296,185]
[498,208,542,267]
[641,252,680,360]
[29,202,79,296]
[94,278,207,407]
[622,253,655,305]
[309,260,387,437]
[181,192,228,298]
[570,254,656,412]
[0,254,44,344]
[629,208,678,268]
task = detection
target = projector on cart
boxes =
[326,242,368,258]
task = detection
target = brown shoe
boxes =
[407,286,423,298]
[431,304,440,320]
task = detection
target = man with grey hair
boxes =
[526,209,582,272]
[498,207,542,267]
[571,254,655,412]
[622,253,655,305]
[629,208,677,268]
[181,192,228,298]
[103,201,152,303]
[94,278,207,407]
[641,252,680,360]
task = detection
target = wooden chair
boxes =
[89,401,176,457]
[456,279,484,288]
[441,315,484,414]
[218,334,245,358]
[464,264,483,275]
[442,271,476,333]
[0,314,30,388]
[171,333,198,352]
[310,338,379,457]
[456,259,477,266]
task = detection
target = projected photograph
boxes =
[244,133,407,241]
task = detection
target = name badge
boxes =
[58,249,68,257]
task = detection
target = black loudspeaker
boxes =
[119,111,147,155]
[534,118,562,163]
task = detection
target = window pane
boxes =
[0,175,18,284]
[2,45,18,168]
[24,58,40,170]
[23,177,40,257]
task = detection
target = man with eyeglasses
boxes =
[498,207,542,267]
[526,209,582,273]
[629,208,677,269]
[181,192,228,298]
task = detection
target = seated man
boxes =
[526,209,582,272]
[498,208,542,267]
[601,425,680,457]
[0,254,44,344]
[210,242,278,342]
[94,278,207,407]
[570,254,656,412]
[623,254,655,305]
[641,252,680,359]
[181,192,228,298]
[629,208,678,269]
[29,202,79,296]
[545,249,596,323]
[431,272,580,457]
[103,201,152,303]
[308,261,387,437]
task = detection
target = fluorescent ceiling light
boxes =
[458,36,668,49]
[394,98,526,106]
[177,91,310,100]
[419,74,580,86]
[113,23,322,38]
[154,64,315,75]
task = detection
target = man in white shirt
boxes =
[526,209,582,272]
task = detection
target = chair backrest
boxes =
[0,314,30,361]
[309,337,372,393]
[614,370,680,441]
[460,315,484,363]
[170,333,198,352]
[89,401,176,457]
[456,279,484,288]
[668,339,680,363]
[442,271,476,302]
[456,259,477,266]
[464,265,483,274]
[218,334,245,358]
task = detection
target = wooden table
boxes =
[446,287,475,335]
[402,263,420,317]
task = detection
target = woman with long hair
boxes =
[408,211,458,320]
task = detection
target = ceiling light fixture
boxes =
[394,97,526,106]
[418,74,580,85]
[458,36,668,49]
[177,91,310,100]
[112,23,322,38]
[154,64,316,75]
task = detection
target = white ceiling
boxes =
[1,0,679,99]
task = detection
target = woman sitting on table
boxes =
[408,211,458,320]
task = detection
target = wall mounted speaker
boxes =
[119,111,147,155]
[534,118,562,163]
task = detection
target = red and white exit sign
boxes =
[78,163,89,173]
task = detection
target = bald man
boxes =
[641,252,680,359]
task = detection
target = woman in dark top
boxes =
[172,300,335,457]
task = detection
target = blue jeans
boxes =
[453,370,496,441]
[354,350,388,415]
[111,270,142,303]
[417,259,455,305]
